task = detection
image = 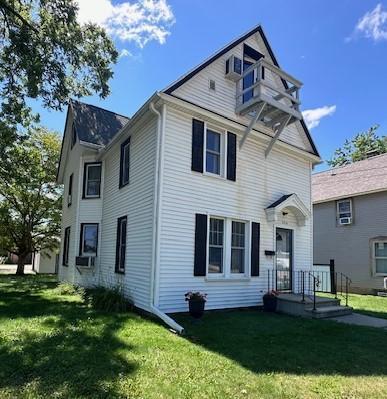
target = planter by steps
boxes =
[263,290,279,312]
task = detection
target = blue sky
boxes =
[35,1,387,171]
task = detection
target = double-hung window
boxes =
[208,218,224,274]
[231,221,246,274]
[208,217,248,277]
[115,216,127,273]
[206,129,222,175]
[62,227,70,266]
[337,199,352,224]
[373,240,387,275]
[120,138,130,187]
[83,163,101,198]
[80,223,98,256]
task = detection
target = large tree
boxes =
[328,125,387,167]
[0,127,62,275]
[0,0,118,150]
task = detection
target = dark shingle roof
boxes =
[71,100,129,146]
[312,153,387,203]
[266,194,293,209]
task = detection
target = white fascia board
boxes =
[313,188,387,205]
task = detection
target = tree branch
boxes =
[0,0,39,34]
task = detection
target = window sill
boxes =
[205,276,251,282]
[374,273,387,277]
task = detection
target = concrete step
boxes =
[305,305,353,319]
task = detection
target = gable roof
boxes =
[312,153,387,203]
[266,194,293,209]
[71,100,129,146]
[163,24,319,158]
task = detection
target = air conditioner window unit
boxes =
[75,256,96,268]
[225,55,242,81]
[339,217,352,225]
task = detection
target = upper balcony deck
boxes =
[235,58,303,129]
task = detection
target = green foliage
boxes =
[328,125,387,167]
[0,0,118,149]
[0,127,62,274]
[85,285,133,313]
[54,281,85,297]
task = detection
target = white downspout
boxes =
[149,101,184,334]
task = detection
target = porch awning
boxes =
[265,193,311,226]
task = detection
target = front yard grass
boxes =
[0,275,386,399]
[320,292,387,319]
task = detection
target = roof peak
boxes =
[70,98,130,121]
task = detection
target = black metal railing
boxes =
[267,266,351,310]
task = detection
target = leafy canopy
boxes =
[0,127,62,274]
[0,0,118,147]
[328,125,387,167]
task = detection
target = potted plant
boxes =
[263,290,279,312]
[185,291,207,318]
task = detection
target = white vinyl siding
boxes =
[98,116,157,310]
[172,33,314,154]
[157,106,312,312]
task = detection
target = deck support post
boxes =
[239,102,266,149]
[265,114,292,157]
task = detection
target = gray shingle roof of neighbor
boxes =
[312,153,387,203]
[71,99,130,146]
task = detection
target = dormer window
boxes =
[83,162,101,199]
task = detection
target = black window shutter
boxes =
[191,119,204,173]
[227,132,237,181]
[194,213,207,276]
[251,222,260,276]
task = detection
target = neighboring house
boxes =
[313,154,387,294]
[57,25,320,329]
[32,251,59,274]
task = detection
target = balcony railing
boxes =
[235,58,303,125]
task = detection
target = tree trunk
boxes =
[16,256,25,276]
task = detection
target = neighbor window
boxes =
[71,125,77,148]
[337,199,352,223]
[115,216,127,273]
[373,241,387,275]
[205,129,222,175]
[119,138,130,187]
[68,174,73,207]
[208,218,224,273]
[231,221,246,274]
[62,227,70,266]
[80,223,98,256]
[83,163,101,198]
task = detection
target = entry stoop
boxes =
[276,293,353,319]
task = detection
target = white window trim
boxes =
[337,199,352,223]
[84,163,101,199]
[372,239,387,276]
[206,215,251,280]
[203,123,227,179]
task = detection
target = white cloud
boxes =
[302,105,336,129]
[353,3,387,41]
[119,49,133,58]
[77,0,175,48]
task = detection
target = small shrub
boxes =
[55,281,84,296]
[85,285,133,312]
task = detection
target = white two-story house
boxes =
[57,25,321,331]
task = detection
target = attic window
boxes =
[209,79,216,91]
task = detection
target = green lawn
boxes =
[0,276,386,399]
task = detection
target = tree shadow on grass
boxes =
[175,309,387,378]
[0,277,138,398]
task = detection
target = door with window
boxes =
[276,228,293,291]
[243,60,254,103]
